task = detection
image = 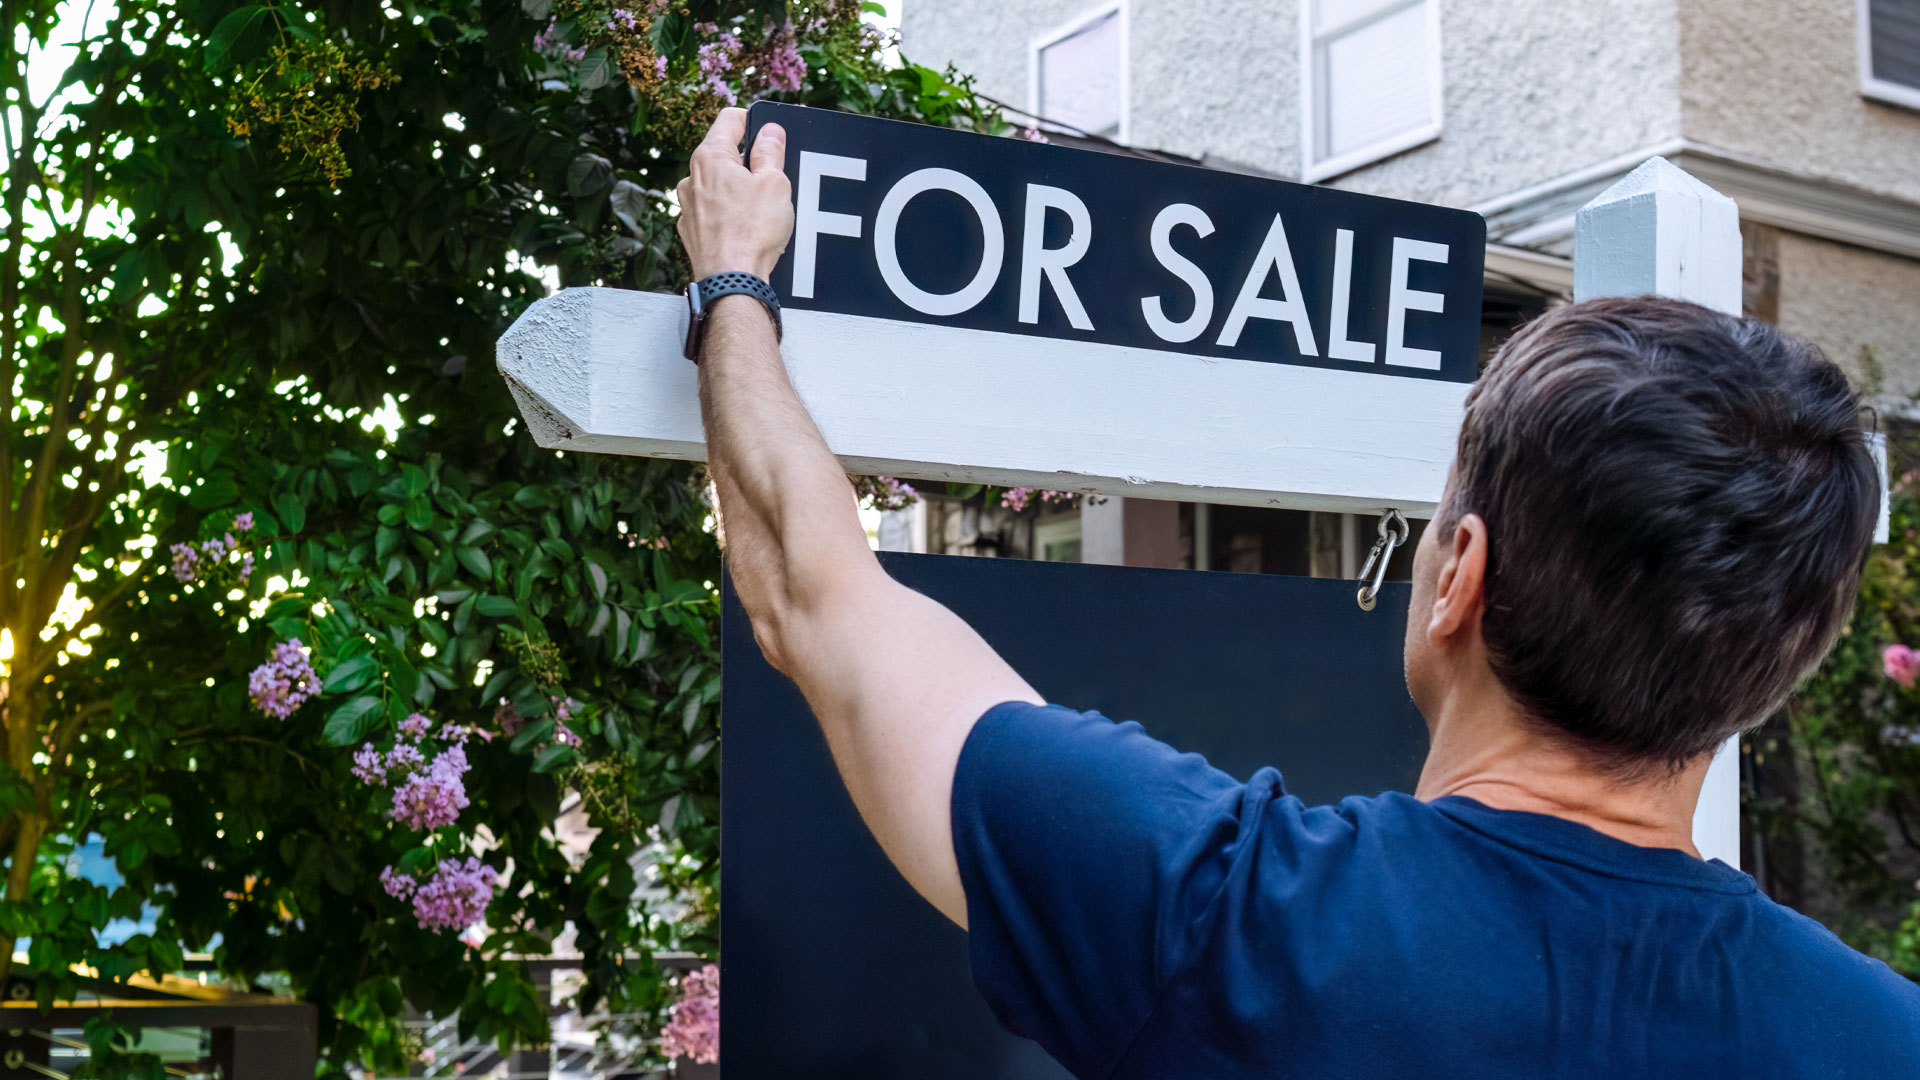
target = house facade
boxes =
[879,0,1920,586]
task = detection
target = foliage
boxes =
[2,0,1001,1073]
[1781,433,1920,979]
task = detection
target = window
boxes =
[1860,0,1920,110]
[1300,0,1443,182]
[1034,512,1084,563]
[1031,3,1127,140]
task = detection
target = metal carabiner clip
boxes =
[1356,509,1409,612]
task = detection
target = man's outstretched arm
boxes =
[675,108,1040,926]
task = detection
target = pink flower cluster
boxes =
[170,512,256,586]
[1886,644,1920,688]
[761,21,805,92]
[661,964,720,1064]
[392,744,471,830]
[249,639,319,719]
[533,18,588,63]
[1020,126,1050,144]
[694,25,743,104]
[355,716,473,831]
[382,856,499,933]
[1000,487,1078,513]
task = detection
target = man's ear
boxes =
[1429,513,1489,641]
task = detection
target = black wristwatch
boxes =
[684,271,782,362]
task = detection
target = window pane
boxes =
[1870,0,1920,91]
[1040,11,1122,137]
[1313,0,1403,35]
[1322,1,1432,161]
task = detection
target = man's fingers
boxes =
[749,122,787,175]
[696,107,749,166]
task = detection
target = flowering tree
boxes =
[1780,448,1920,979]
[2,0,1003,1072]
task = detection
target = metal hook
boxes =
[1356,509,1409,612]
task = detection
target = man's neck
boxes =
[1413,689,1710,857]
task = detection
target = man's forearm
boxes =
[696,296,880,672]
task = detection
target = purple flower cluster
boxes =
[552,697,582,747]
[170,513,256,585]
[694,25,743,104]
[353,716,472,831]
[1020,126,1051,144]
[249,639,319,719]
[661,964,720,1064]
[608,7,637,30]
[391,744,471,831]
[1000,487,1078,513]
[381,856,499,933]
[761,21,805,92]
[533,18,588,63]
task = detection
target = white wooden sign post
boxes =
[501,109,1862,870]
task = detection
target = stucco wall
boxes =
[904,0,1687,208]
[900,0,1097,122]
[1328,0,1683,209]
[1680,0,1920,205]
[1774,232,1920,403]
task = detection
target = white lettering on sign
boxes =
[793,151,867,300]
[1327,228,1377,364]
[1217,214,1319,356]
[875,167,1005,317]
[1019,184,1094,330]
[1141,203,1216,344]
[1386,237,1450,370]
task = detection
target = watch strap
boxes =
[685,271,782,362]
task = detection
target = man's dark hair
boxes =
[1443,296,1879,772]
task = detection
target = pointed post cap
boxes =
[1573,157,1742,315]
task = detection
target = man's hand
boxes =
[675,107,793,280]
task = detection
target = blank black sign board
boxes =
[721,553,1428,1077]
[746,101,1486,385]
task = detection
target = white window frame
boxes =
[1858,0,1920,111]
[1028,0,1131,143]
[1298,0,1445,183]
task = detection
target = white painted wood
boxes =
[1575,156,1745,868]
[1574,156,1743,315]
[1080,494,1125,566]
[1869,432,1891,545]
[495,287,1470,517]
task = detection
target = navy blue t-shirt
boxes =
[952,703,1920,1079]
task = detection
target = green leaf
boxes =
[274,492,306,534]
[475,594,518,618]
[322,696,384,746]
[405,496,433,531]
[398,846,436,874]
[147,935,184,975]
[531,744,575,773]
[566,153,614,198]
[575,50,613,92]
[188,474,240,509]
[322,654,380,694]
[455,545,492,579]
[510,719,555,753]
[586,561,608,600]
[204,5,269,71]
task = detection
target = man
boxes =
[674,108,1920,1076]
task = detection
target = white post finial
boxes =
[1573,157,1743,315]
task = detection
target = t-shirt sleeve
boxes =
[951,701,1258,1077]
